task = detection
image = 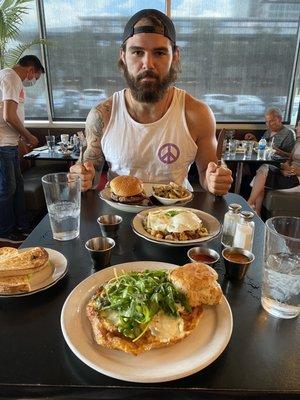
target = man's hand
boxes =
[26,134,39,147]
[205,162,233,195]
[280,162,295,177]
[69,161,95,192]
[244,133,257,141]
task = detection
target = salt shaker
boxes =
[233,211,255,252]
[221,203,242,247]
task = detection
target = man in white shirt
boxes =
[0,55,44,243]
[69,9,233,195]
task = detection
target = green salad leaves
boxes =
[94,269,190,340]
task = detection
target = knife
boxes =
[216,128,226,167]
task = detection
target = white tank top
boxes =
[101,88,198,189]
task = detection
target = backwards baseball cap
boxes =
[122,9,176,46]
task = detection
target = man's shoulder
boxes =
[185,92,212,115]
[86,96,113,128]
[184,91,215,137]
[0,68,19,82]
[281,125,295,136]
[94,95,113,114]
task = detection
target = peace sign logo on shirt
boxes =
[158,143,180,164]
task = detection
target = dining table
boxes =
[0,190,299,400]
[222,149,285,194]
[24,145,79,163]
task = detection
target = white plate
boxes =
[0,248,68,298]
[132,206,221,247]
[99,183,193,213]
[61,261,232,383]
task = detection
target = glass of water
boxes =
[46,135,55,151]
[261,217,300,319]
[42,173,81,241]
[244,141,254,158]
[228,139,238,156]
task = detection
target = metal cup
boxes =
[222,247,255,280]
[187,247,220,265]
[97,215,122,238]
[85,236,115,270]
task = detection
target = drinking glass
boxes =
[261,217,300,319]
[228,139,237,156]
[42,173,81,241]
[46,135,55,151]
[244,141,254,158]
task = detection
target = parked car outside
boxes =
[223,95,265,118]
[79,89,107,112]
[202,94,232,114]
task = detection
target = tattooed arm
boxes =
[69,98,112,192]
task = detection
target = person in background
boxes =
[247,120,300,215]
[245,107,296,154]
[0,55,45,243]
[69,9,232,195]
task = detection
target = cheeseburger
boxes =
[110,175,148,205]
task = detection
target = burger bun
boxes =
[110,176,143,197]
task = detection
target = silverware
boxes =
[78,141,87,164]
[216,128,226,167]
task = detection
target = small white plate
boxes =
[0,248,68,298]
[61,261,232,383]
[132,206,221,246]
[99,183,193,213]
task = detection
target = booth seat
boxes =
[23,162,69,226]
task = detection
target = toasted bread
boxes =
[0,260,53,294]
[169,263,222,307]
[0,247,49,277]
[0,275,30,294]
[0,247,18,260]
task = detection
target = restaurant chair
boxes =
[263,189,300,217]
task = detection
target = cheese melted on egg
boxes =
[148,311,184,343]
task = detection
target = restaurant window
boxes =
[19,1,48,120]
[15,0,300,122]
[171,0,300,122]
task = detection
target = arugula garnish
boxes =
[165,210,180,217]
[94,269,190,340]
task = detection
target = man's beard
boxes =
[122,64,178,103]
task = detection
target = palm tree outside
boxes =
[0,0,46,69]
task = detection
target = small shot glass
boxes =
[97,214,122,237]
[222,247,255,280]
[85,236,115,270]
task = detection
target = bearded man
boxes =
[70,9,232,195]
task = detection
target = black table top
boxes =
[0,191,299,400]
[24,146,79,161]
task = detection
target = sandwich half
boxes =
[86,262,222,355]
[0,247,53,294]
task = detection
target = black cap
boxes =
[122,9,176,46]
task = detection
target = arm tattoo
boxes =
[83,107,106,173]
